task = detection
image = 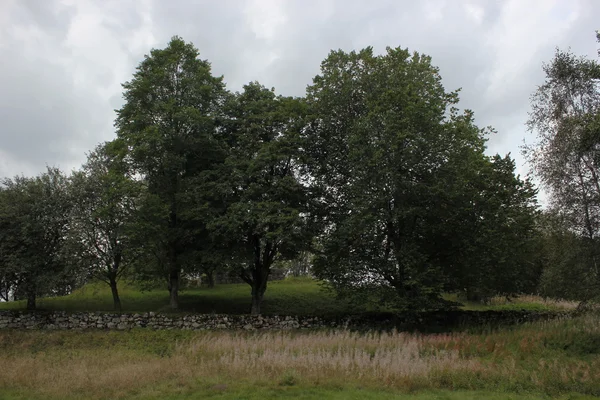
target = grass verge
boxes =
[0,314,599,399]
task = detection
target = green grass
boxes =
[1,387,595,400]
[0,278,594,400]
[0,277,571,315]
[443,293,576,312]
[0,277,361,316]
[1,315,599,399]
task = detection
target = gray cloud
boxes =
[1,0,599,196]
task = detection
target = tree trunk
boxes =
[169,268,179,309]
[109,277,122,312]
[250,269,269,315]
[167,203,180,309]
[246,235,274,315]
[26,290,36,311]
[206,270,215,288]
[166,237,180,309]
[251,286,265,315]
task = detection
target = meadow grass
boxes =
[442,293,581,312]
[0,277,360,316]
[0,314,599,399]
[0,277,577,315]
[0,388,595,400]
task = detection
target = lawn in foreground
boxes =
[0,315,598,399]
[1,387,595,400]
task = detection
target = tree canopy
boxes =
[525,38,600,305]
[307,47,539,309]
[114,36,227,308]
[0,168,74,310]
[0,37,556,314]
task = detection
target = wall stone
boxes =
[0,311,331,331]
[0,309,573,332]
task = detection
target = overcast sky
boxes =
[1,0,599,194]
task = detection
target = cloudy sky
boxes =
[1,0,598,193]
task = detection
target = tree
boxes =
[0,186,18,302]
[308,47,535,310]
[205,82,312,314]
[444,155,540,301]
[525,38,600,304]
[0,168,73,310]
[69,141,142,311]
[536,210,598,305]
[115,36,227,308]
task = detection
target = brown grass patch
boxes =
[0,330,479,399]
[1,315,600,399]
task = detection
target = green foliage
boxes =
[0,37,553,316]
[447,155,540,301]
[114,36,228,308]
[200,82,312,314]
[308,47,539,310]
[279,370,299,386]
[69,141,143,311]
[0,168,74,309]
[537,211,600,304]
[525,38,600,304]
[544,330,600,357]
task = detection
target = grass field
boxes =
[0,278,597,399]
[0,277,580,315]
[0,315,599,399]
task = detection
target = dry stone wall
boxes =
[0,309,572,331]
[0,311,329,331]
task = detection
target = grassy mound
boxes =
[0,278,360,316]
[0,277,578,315]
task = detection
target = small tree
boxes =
[207,82,312,314]
[69,141,142,311]
[0,168,73,310]
[537,210,599,305]
[0,186,18,302]
[444,155,540,302]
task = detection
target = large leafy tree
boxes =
[69,141,142,311]
[205,82,311,314]
[0,168,73,310]
[115,37,227,308]
[525,37,600,304]
[308,47,536,310]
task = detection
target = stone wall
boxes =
[0,311,330,331]
[0,309,573,332]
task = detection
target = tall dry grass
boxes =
[178,330,479,384]
[0,330,477,398]
[0,315,599,399]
